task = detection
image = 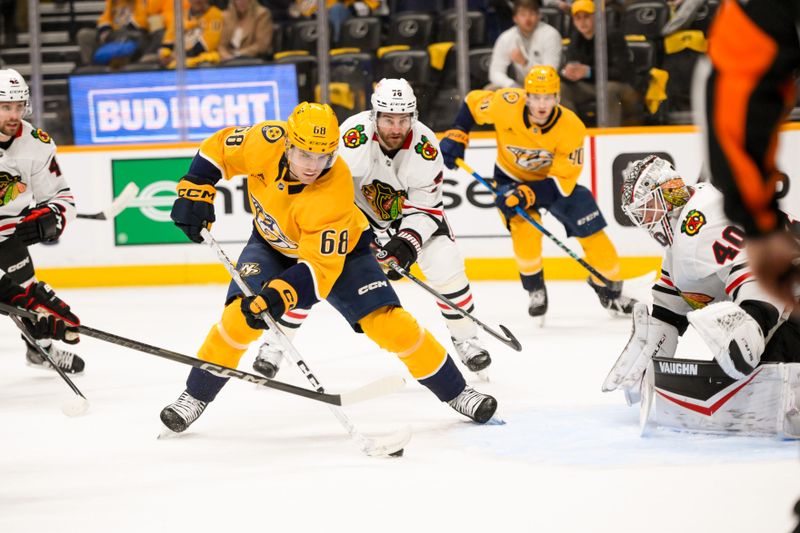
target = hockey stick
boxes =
[77,182,139,220]
[456,158,614,286]
[387,261,522,351]
[201,228,412,457]
[0,302,402,407]
[7,313,89,416]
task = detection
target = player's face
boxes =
[286,144,336,184]
[376,112,413,150]
[526,93,558,125]
[0,101,25,137]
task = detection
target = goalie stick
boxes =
[387,261,522,352]
[201,228,412,458]
[0,302,403,407]
[77,182,139,220]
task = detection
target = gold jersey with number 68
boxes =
[464,88,586,196]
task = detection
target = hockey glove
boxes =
[171,179,216,243]
[15,204,66,245]
[495,184,535,220]
[440,129,468,170]
[240,280,298,330]
[688,301,765,380]
[8,281,80,344]
[373,230,421,281]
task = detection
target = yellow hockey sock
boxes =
[578,231,621,283]
[197,299,262,368]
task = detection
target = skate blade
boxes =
[537,315,546,328]
[25,361,84,376]
[157,426,185,440]
[486,413,506,425]
[475,369,490,382]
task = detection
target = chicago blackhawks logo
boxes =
[0,171,25,206]
[506,146,554,171]
[681,209,706,236]
[361,180,407,221]
[31,128,51,143]
[414,135,438,161]
[342,124,368,148]
[261,125,284,143]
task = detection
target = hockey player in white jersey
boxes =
[0,69,83,374]
[602,155,799,436]
[252,78,492,379]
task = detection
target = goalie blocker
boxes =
[641,354,800,439]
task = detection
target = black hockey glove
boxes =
[7,281,80,344]
[171,178,216,243]
[440,129,468,170]
[374,230,421,281]
[15,204,65,245]
[240,280,297,330]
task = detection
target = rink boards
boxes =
[34,124,800,287]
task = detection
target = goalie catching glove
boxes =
[16,204,66,245]
[3,281,80,343]
[171,178,216,243]
[687,301,767,380]
[602,301,678,402]
[240,279,298,330]
[372,230,421,281]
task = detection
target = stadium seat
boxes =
[623,2,670,41]
[539,7,567,36]
[276,54,318,103]
[438,10,486,46]
[625,36,656,92]
[328,52,374,117]
[688,0,720,33]
[388,12,435,49]
[469,47,492,89]
[272,21,285,56]
[338,17,382,51]
[286,20,328,53]
[377,49,430,87]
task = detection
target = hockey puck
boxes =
[61,396,89,417]
[389,448,404,457]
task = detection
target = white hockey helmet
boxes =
[0,69,31,117]
[621,155,691,247]
[370,78,418,123]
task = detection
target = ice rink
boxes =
[1,279,798,533]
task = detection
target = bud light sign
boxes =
[69,64,299,145]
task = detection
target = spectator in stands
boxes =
[560,0,642,126]
[488,0,562,88]
[289,0,380,43]
[159,0,224,68]
[76,0,149,67]
[219,0,273,61]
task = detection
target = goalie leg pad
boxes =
[603,302,679,394]
[688,301,765,380]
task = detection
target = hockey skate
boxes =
[452,336,491,372]
[252,341,284,379]
[587,277,636,316]
[447,386,498,424]
[24,337,85,374]
[160,390,208,433]
[528,287,548,317]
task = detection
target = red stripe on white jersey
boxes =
[725,272,753,295]
[285,310,308,320]
[660,276,675,287]
[403,203,443,216]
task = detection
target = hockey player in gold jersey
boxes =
[440,65,635,318]
[159,102,498,433]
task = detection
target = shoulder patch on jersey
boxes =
[361,179,407,221]
[0,171,25,206]
[502,91,520,104]
[505,145,553,171]
[414,135,438,161]
[31,128,51,144]
[261,125,285,143]
[342,124,368,148]
[237,262,261,277]
[680,209,706,236]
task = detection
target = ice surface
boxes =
[1,280,798,533]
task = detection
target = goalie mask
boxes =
[621,156,690,247]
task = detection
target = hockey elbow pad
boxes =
[688,301,765,380]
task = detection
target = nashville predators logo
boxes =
[506,146,554,171]
[361,179,407,221]
[680,209,706,236]
[0,171,25,206]
[262,125,285,143]
[342,124,368,148]
[31,128,51,143]
[679,291,714,310]
[237,262,261,277]
[250,195,298,250]
[414,135,438,161]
